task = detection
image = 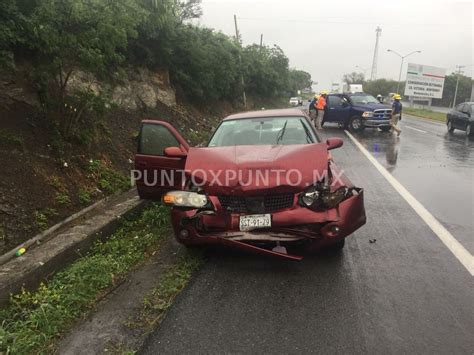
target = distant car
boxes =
[289,97,302,106]
[447,102,473,136]
[134,109,366,260]
[324,93,392,132]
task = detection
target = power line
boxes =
[237,16,472,28]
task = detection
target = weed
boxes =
[49,176,66,191]
[88,159,130,195]
[33,208,58,231]
[34,211,48,231]
[78,188,92,205]
[0,204,173,354]
[137,250,204,329]
[55,192,71,205]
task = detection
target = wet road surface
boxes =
[141,115,473,354]
[351,115,474,254]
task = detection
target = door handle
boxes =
[330,108,335,110]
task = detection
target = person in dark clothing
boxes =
[309,94,319,126]
[391,94,402,136]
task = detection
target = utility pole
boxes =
[453,65,465,107]
[260,34,263,50]
[370,27,382,81]
[234,15,246,107]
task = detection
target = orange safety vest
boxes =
[316,96,326,110]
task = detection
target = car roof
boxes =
[223,108,306,121]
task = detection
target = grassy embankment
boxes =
[0,204,204,354]
[403,107,446,122]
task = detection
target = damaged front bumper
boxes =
[170,189,366,260]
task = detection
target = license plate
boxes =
[239,214,271,231]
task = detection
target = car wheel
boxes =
[466,123,473,137]
[447,120,455,133]
[380,126,391,132]
[327,239,345,251]
[349,116,364,132]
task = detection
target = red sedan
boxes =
[134,108,366,260]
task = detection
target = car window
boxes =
[208,116,318,147]
[139,123,180,155]
[469,104,474,114]
[349,95,379,105]
[327,96,342,107]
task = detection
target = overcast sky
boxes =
[197,0,473,92]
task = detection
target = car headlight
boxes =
[299,186,348,209]
[362,111,373,118]
[163,191,209,208]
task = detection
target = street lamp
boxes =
[387,49,421,94]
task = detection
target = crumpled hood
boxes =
[185,144,329,195]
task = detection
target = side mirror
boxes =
[326,138,343,150]
[341,100,349,107]
[164,146,187,158]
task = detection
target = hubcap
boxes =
[352,119,361,129]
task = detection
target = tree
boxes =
[343,72,365,85]
[27,0,146,136]
[364,79,403,97]
[288,69,312,96]
[433,73,472,107]
[169,26,240,101]
[242,44,290,98]
[0,0,21,68]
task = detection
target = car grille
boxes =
[218,194,294,214]
[373,109,391,120]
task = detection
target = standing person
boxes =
[309,94,319,126]
[390,94,402,136]
[315,91,327,129]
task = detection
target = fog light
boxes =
[179,229,189,238]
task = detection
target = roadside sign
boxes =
[404,63,446,99]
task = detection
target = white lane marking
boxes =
[405,125,427,133]
[345,130,474,276]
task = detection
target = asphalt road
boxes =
[141,115,473,354]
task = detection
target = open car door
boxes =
[135,120,190,200]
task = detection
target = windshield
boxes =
[349,94,379,105]
[208,116,318,147]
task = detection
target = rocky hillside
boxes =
[0,67,237,254]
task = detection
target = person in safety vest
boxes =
[315,91,327,129]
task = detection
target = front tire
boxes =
[447,120,455,133]
[349,116,364,132]
[466,123,473,137]
[327,239,345,251]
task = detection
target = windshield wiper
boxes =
[276,120,288,144]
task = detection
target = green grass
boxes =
[55,192,71,206]
[78,188,93,205]
[88,159,130,195]
[403,107,446,122]
[134,250,204,330]
[0,203,186,354]
[0,130,24,149]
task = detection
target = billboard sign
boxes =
[404,63,446,99]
